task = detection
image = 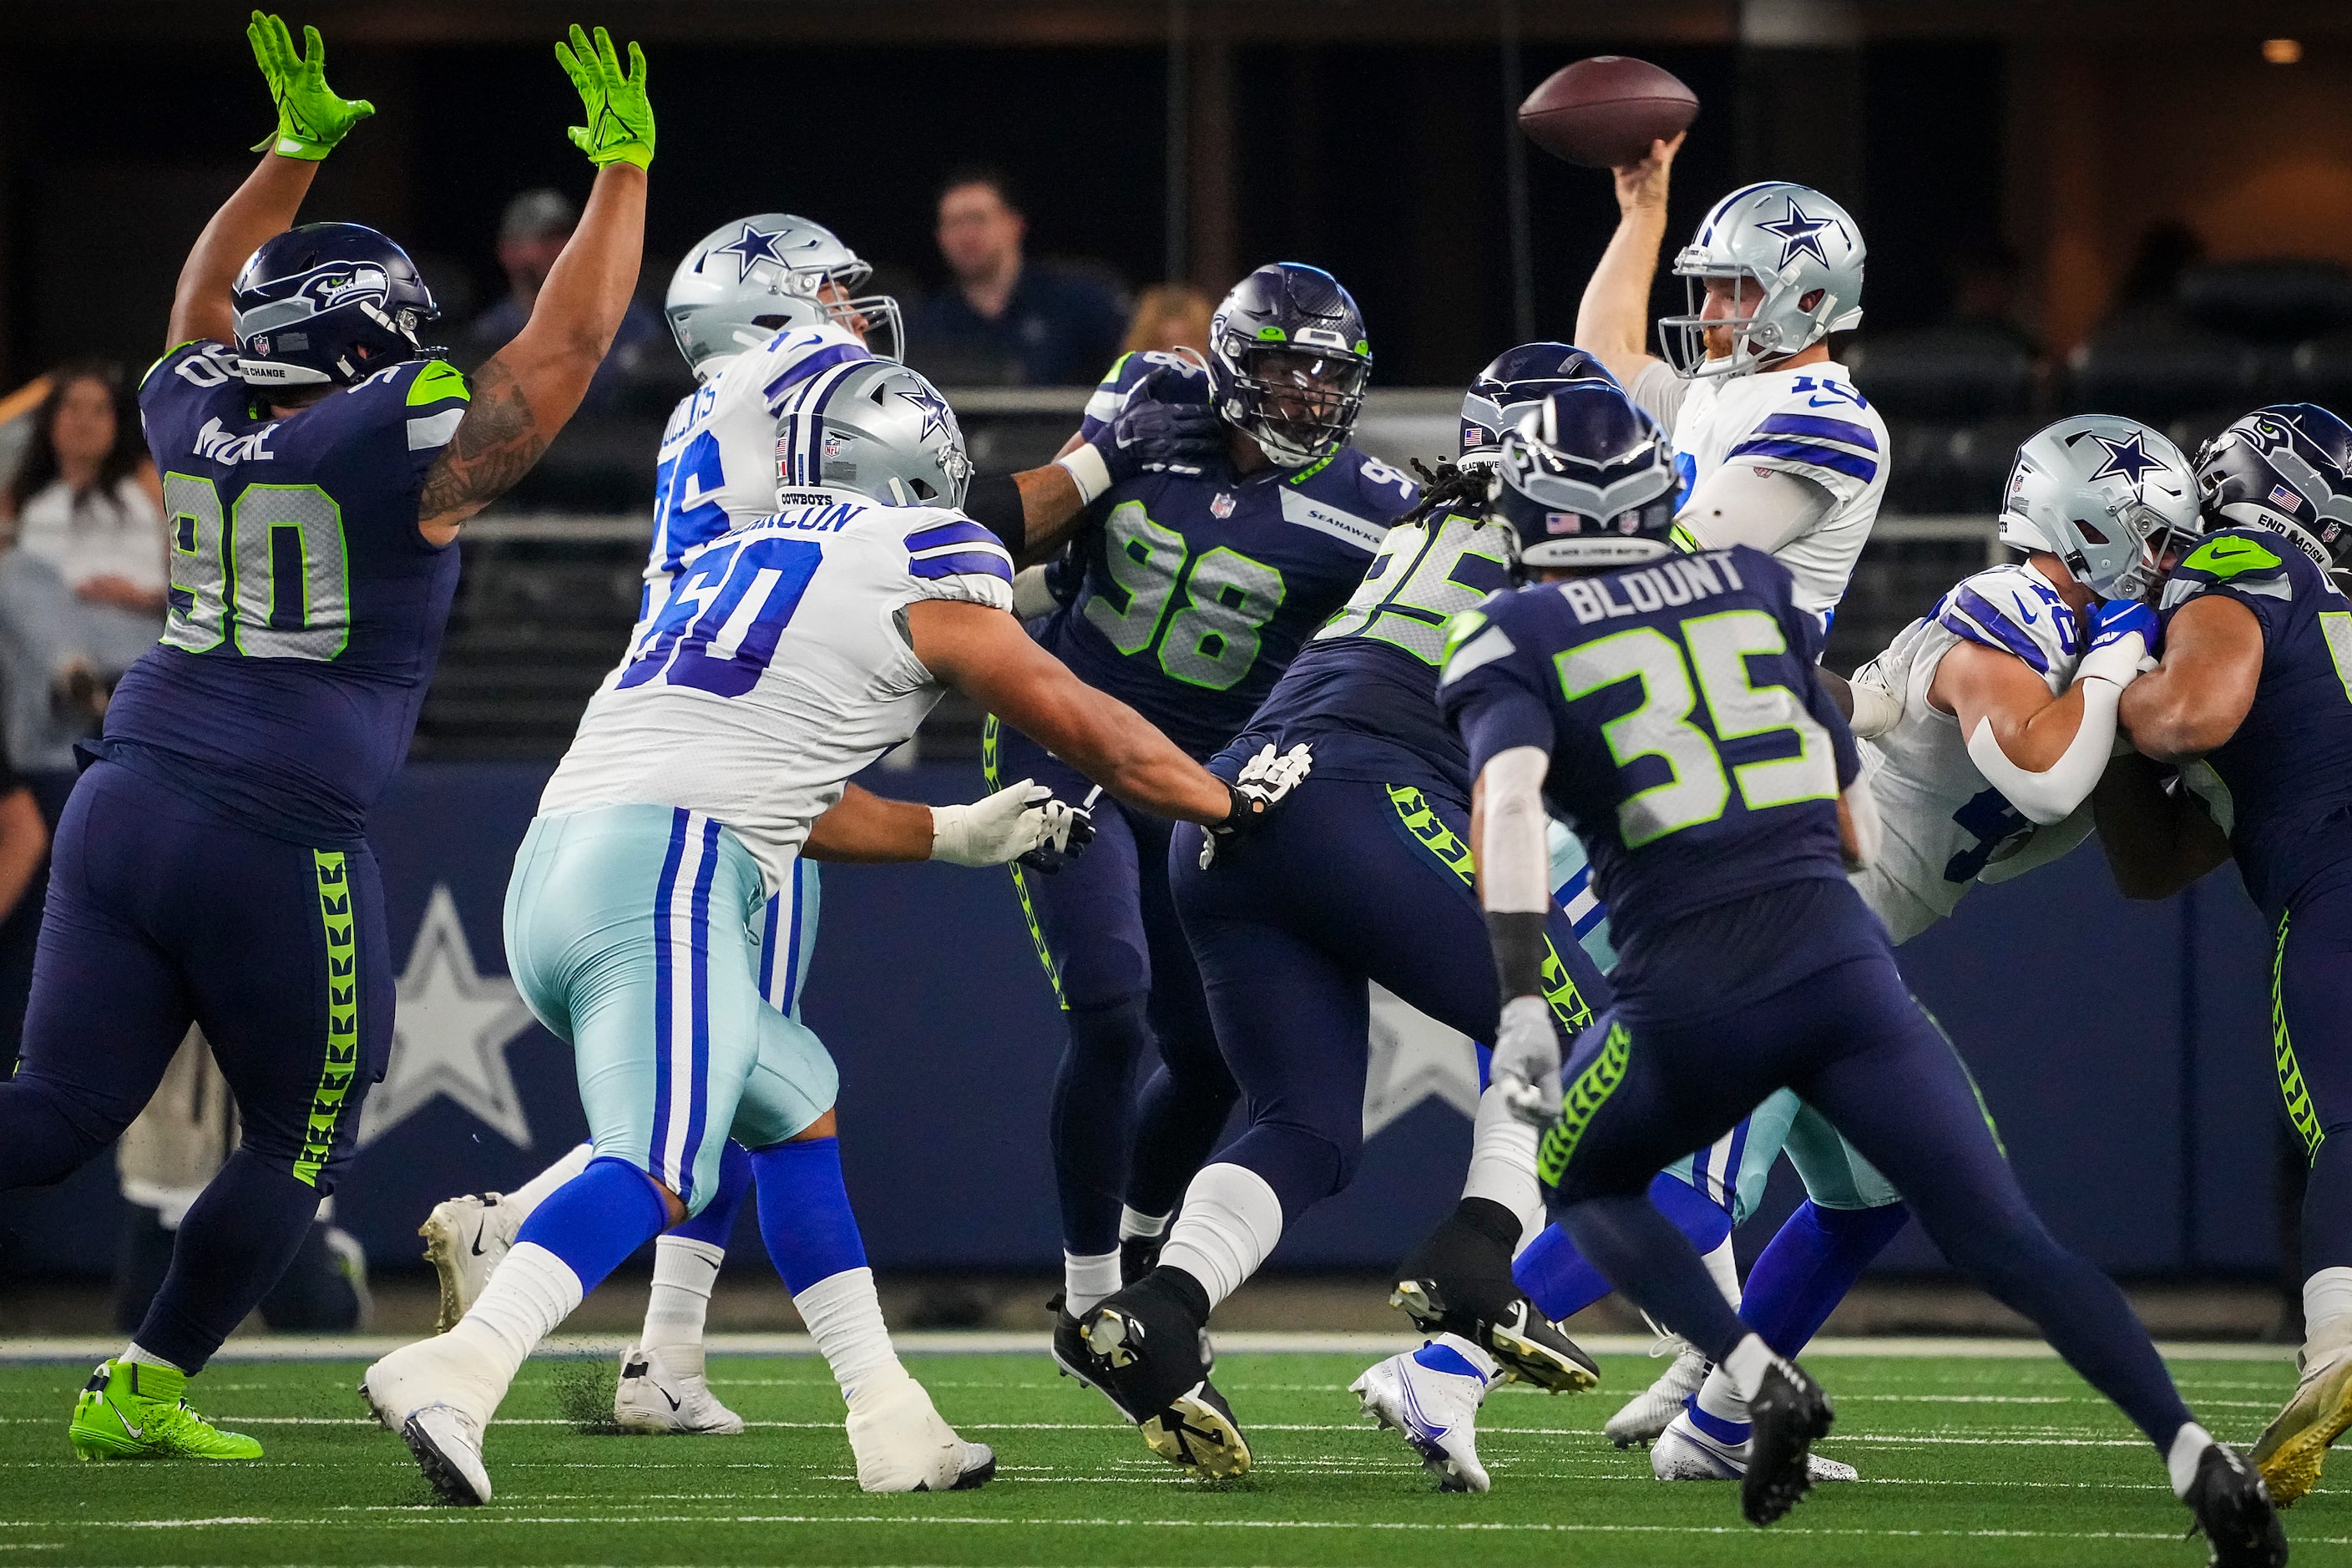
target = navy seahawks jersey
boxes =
[2159,526,2352,914]
[96,340,468,842]
[1439,546,1860,964]
[1040,352,1420,759]
[1220,503,1514,792]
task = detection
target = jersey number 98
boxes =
[1084,502,1287,691]
[161,472,351,660]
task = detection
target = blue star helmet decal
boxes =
[897,380,953,442]
[2087,428,2165,489]
[712,224,787,283]
[1755,197,1834,270]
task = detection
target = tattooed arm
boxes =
[417,161,647,546]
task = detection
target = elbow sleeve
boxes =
[1479,746,1553,915]
[1965,679,2123,827]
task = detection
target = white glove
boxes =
[929,779,1091,868]
[1845,616,1929,740]
[1199,742,1314,868]
[1491,994,1563,1129]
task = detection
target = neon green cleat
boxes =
[68,1359,263,1461]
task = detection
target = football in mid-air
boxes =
[1518,57,1698,169]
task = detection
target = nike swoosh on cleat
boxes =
[114,1409,144,1440]
[662,1389,681,1411]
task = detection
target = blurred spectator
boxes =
[1122,284,1216,359]
[0,362,169,771]
[2094,220,2208,335]
[463,187,669,412]
[908,166,1129,386]
[1940,238,2042,359]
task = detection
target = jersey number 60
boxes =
[620,536,821,698]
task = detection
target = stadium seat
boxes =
[2064,326,2261,423]
[2177,258,2352,344]
[1843,326,2037,420]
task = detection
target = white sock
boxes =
[1156,1162,1284,1311]
[1693,1362,1750,1429]
[1702,1237,1740,1306]
[794,1266,903,1405]
[1118,1206,1170,1242]
[1719,1333,1783,1405]
[1063,1250,1122,1317]
[2305,1266,2352,1349]
[1462,1083,1546,1246]
[503,1142,594,1222]
[2167,1420,2216,1500]
[642,1236,725,1377]
[121,1342,187,1374]
[448,1241,584,1385]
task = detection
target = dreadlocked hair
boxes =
[1397,458,1493,529]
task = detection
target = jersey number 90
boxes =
[1556,609,1837,847]
[161,472,351,660]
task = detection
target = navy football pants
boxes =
[986,718,1235,1255]
[0,761,393,1370]
[2273,866,2352,1276]
[1170,776,1611,1224]
[1546,878,2193,1449]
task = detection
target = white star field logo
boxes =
[1362,984,1483,1138]
[358,886,541,1150]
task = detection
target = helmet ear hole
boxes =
[2074,518,2109,545]
[751,315,790,330]
[1798,288,1825,313]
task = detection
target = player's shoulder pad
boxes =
[743,322,873,415]
[1724,378,1883,493]
[1932,562,2078,675]
[1081,348,1203,427]
[1716,541,1797,596]
[139,339,239,397]
[1437,587,1528,689]
[334,357,471,455]
[2161,526,2299,612]
[898,504,1015,604]
[1328,445,1421,522]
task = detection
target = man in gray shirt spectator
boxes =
[908,166,1129,387]
[464,188,669,412]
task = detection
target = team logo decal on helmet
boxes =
[1753,198,1836,269]
[1491,381,1683,576]
[1659,181,1864,381]
[772,359,971,509]
[711,224,789,282]
[1998,415,2200,599]
[1206,262,1373,468]
[666,213,903,375]
[1458,342,1617,460]
[231,222,440,388]
[2194,403,2352,574]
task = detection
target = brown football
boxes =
[1519,56,1699,169]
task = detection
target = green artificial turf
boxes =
[1,1350,2345,1566]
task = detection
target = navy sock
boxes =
[513,1156,669,1291]
[751,1136,868,1294]
[1740,1200,1909,1354]
[1516,1171,1732,1323]
[135,1149,323,1373]
[1558,1191,1750,1364]
[1051,997,1151,1255]
[670,1140,753,1248]
[1126,1060,1238,1219]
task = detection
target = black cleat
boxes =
[1079,1272,1250,1478]
[1120,1232,1166,1285]
[2186,1441,2290,1567]
[1045,1291,1097,1388]
[1743,1358,1834,1525]
[1391,1277,1600,1395]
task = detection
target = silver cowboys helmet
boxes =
[666,213,903,377]
[1660,182,1865,379]
[772,357,971,509]
[1998,415,2200,599]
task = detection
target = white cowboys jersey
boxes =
[638,322,875,632]
[1633,360,1889,620]
[542,491,1014,892]
[1853,561,2095,944]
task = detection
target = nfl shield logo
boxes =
[822,432,846,462]
[1211,493,1237,518]
[2270,483,2303,513]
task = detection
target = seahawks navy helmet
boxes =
[2194,403,2352,572]
[1459,342,1616,461]
[1206,262,1371,468]
[230,223,439,389]
[1492,382,1682,574]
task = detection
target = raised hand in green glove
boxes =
[246,10,374,160]
[555,24,653,170]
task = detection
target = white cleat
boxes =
[1350,1338,1494,1493]
[613,1344,746,1436]
[1651,1408,1858,1484]
[362,1333,510,1505]
[417,1192,519,1334]
[845,1371,997,1493]
[1606,1339,1708,1448]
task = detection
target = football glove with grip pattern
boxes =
[246,12,374,161]
[930,780,1095,872]
[556,24,655,169]
[1199,743,1313,868]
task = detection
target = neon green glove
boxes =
[245,11,374,160]
[556,24,654,169]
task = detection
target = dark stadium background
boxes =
[0,0,2345,1339]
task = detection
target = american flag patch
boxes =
[2271,483,2303,513]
